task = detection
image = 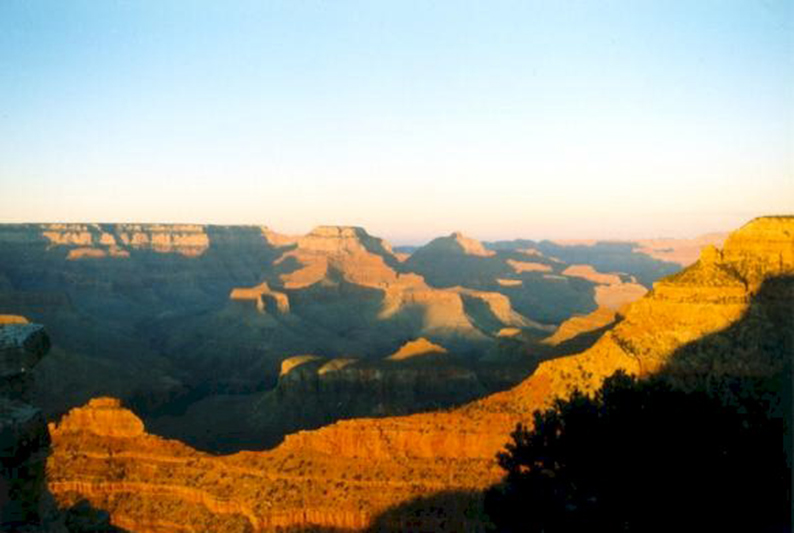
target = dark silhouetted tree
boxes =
[485,371,791,533]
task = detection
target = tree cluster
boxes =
[485,371,791,532]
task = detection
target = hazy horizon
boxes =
[2,1,792,243]
[0,217,744,247]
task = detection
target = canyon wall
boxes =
[0,316,75,531]
[2,222,652,452]
[45,216,793,531]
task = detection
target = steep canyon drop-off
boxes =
[0,223,698,451]
[28,216,792,531]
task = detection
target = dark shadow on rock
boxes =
[660,274,793,389]
[276,491,495,532]
[62,499,128,532]
[366,490,490,533]
[0,407,128,532]
[532,317,621,360]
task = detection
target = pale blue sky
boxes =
[1,1,792,243]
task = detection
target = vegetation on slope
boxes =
[486,371,791,533]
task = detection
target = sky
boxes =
[1,1,792,244]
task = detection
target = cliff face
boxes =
[1,223,221,257]
[46,216,793,531]
[0,319,49,382]
[0,316,66,532]
[48,397,498,532]
[257,346,487,432]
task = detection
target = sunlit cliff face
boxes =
[40,216,793,532]
[38,224,214,258]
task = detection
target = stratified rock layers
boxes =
[49,398,497,532]
[47,216,794,531]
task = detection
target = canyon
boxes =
[0,222,694,452]
[38,216,792,531]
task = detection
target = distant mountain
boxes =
[406,231,653,322]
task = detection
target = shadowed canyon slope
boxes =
[0,222,696,451]
[1,316,122,532]
[44,216,793,531]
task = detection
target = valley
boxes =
[0,222,701,452]
[3,217,785,532]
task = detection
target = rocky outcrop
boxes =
[229,282,290,314]
[0,320,49,381]
[562,264,648,310]
[453,287,552,332]
[387,338,447,360]
[53,397,145,438]
[0,317,66,531]
[507,260,553,273]
[720,216,793,283]
[276,226,402,289]
[562,264,624,285]
[266,349,487,429]
[541,307,618,347]
[418,232,496,258]
[279,354,326,377]
[24,223,213,257]
[403,232,505,289]
[48,398,495,532]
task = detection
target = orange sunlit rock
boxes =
[45,217,793,531]
[507,260,553,273]
[387,338,447,360]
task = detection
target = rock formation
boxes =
[386,338,447,360]
[48,397,497,532]
[44,216,793,531]
[540,307,618,348]
[559,264,647,310]
[54,397,145,439]
[507,259,553,273]
[229,282,290,314]
[20,223,215,257]
[0,316,66,531]
[408,232,662,323]
[261,225,545,345]
[493,238,684,288]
